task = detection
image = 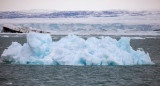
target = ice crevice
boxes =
[1,32,154,65]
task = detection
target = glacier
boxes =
[1,32,153,65]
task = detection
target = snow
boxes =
[1,32,154,65]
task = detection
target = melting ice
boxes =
[1,32,153,65]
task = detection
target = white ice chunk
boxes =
[1,32,154,65]
[27,32,52,58]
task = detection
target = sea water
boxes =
[0,34,160,85]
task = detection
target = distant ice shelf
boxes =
[1,23,160,36]
[1,32,154,65]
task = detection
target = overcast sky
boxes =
[0,0,160,11]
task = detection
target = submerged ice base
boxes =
[1,32,153,65]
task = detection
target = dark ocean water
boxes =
[0,65,160,86]
[0,34,160,86]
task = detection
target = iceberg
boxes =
[1,32,153,65]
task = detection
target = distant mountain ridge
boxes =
[0,10,160,19]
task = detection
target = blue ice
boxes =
[1,32,153,65]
